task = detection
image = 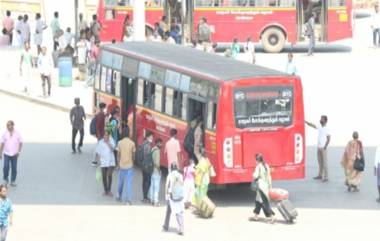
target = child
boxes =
[183,159,196,208]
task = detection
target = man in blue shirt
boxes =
[0,185,13,241]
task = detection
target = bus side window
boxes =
[95,64,101,90]
[100,67,107,92]
[279,0,295,7]
[207,102,217,130]
[329,0,345,7]
[137,78,144,105]
[164,87,174,116]
[172,91,187,120]
[154,84,163,112]
[114,71,121,97]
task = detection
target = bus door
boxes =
[164,0,194,44]
[121,76,137,140]
[297,0,328,42]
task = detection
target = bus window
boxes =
[137,78,144,105]
[234,86,293,128]
[146,0,163,7]
[114,71,121,97]
[195,0,216,7]
[173,91,187,120]
[165,88,174,116]
[145,82,155,109]
[154,84,163,112]
[106,69,113,93]
[100,66,107,92]
[207,102,217,130]
[105,9,116,20]
[95,64,101,90]
[278,0,295,7]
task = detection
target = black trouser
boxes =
[185,148,198,165]
[53,38,59,51]
[102,167,113,193]
[254,190,275,218]
[9,32,13,45]
[72,128,84,151]
[142,171,152,200]
[41,74,51,96]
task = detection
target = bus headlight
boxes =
[223,137,233,168]
[294,134,303,164]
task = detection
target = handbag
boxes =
[353,157,365,172]
[250,180,259,192]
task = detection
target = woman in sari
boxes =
[252,153,275,223]
[192,147,215,208]
[341,131,364,192]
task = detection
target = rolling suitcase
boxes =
[277,199,298,223]
[269,188,289,201]
[198,196,216,218]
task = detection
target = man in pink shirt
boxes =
[164,129,181,172]
[0,121,23,187]
[2,11,14,44]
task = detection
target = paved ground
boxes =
[1,92,379,241]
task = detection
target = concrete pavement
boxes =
[0,46,93,116]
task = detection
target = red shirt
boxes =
[95,112,105,139]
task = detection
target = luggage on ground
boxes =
[198,196,216,218]
[276,199,298,223]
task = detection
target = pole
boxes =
[133,0,145,41]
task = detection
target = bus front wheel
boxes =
[261,27,286,53]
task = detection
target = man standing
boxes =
[141,131,154,203]
[20,15,30,45]
[34,13,47,55]
[0,121,23,187]
[70,98,86,154]
[116,129,136,205]
[90,14,101,42]
[150,138,162,206]
[285,53,297,75]
[306,115,331,182]
[2,11,14,45]
[15,15,23,47]
[37,46,53,98]
[0,185,13,241]
[306,12,316,56]
[50,12,60,51]
[78,13,88,34]
[95,132,115,196]
[165,129,181,172]
[371,5,380,47]
[92,103,107,166]
[197,17,212,51]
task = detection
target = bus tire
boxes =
[261,27,286,53]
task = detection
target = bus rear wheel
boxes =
[261,27,286,53]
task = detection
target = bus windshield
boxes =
[234,86,293,129]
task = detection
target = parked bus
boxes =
[97,0,353,52]
[94,42,305,184]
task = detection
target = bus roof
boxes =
[102,42,289,82]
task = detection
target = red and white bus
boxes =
[94,42,305,184]
[97,0,353,52]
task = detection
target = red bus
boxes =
[94,42,305,184]
[97,0,353,52]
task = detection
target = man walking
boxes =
[285,53,297,75]
[20,14,30,45]
[0,185,13,241]
[2,11,14,45]
[70,98,86,154]
[197,17,212,51]
[90,14,102,42]
[371,5,380,47]
[37,46,53,97]
[306,12,316,56]
[34,13,47,55]
[95,132,115,196]
[306,115,331,182]
[0,121,23,187]
[141,131,154,203]
[164,129,181,172]
[78,13,88,34]
[116,129,136,205]
[50,12,60,51]
[150,138,162,206]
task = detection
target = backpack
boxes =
[170,173,184,202]
[184,128,195,153]
[90,116,97,135]
[137,141,153,173]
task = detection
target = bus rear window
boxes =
[234,86,293,129]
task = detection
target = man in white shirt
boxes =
[34,13,47,55]
[285,53,297,75]
[306,115,331,182]
[20,14,30,45]
[371,5,380,47]
[37,47,53,97]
